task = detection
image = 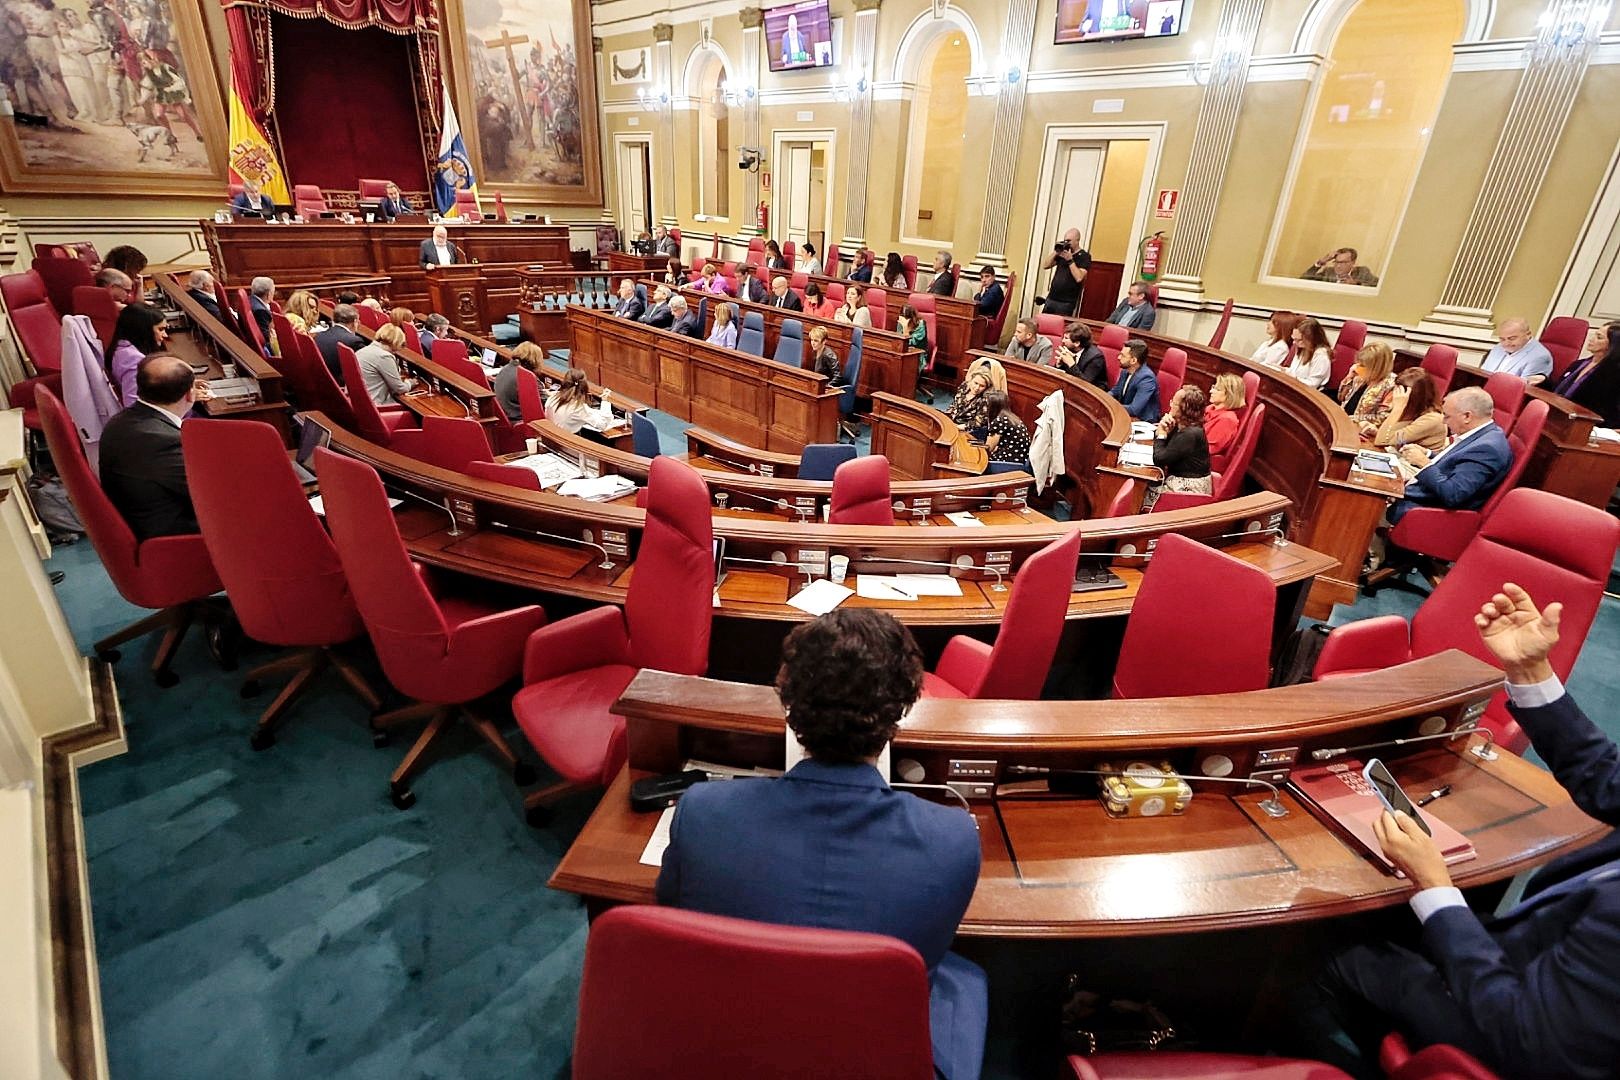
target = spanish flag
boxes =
[227,68,289,203]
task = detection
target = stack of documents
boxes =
[557,474,638,501]
[511,452,584,489]
[854,574,963,601]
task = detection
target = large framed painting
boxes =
[441,0,604,206]
[0,0,228,194]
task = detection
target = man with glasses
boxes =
[1302,246,1380,287]
[1388,386,1511,525]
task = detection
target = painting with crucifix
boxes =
[444,0,603,205]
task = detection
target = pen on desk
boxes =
[881,582,916,600]
[1416,785,1452,807]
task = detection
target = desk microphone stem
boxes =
[388,485,463,537]
[1310,726,1498,762]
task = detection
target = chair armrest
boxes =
[8,372,62,409]
[522,605,629,684]
[1389,506,1480,564]
[1313,616,1414,679]
[447,604,548,687]
[934,635,993,697]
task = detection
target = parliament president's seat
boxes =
[293,184,329,219]
[575,906,935,1080]
[453,190,483,222]
[357,178,391,201]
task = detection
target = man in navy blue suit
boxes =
[1110,339,1161,422]
[1388,386,1511,525]
[611,278,644,320]
[657,609,986,1080]
[1298,583,1620,1078]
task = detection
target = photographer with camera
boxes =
[1039,227,1091,316]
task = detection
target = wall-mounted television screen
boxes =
[766,0,835,72]
[1055,0,1187,44]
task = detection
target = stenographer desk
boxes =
[551,654,1608,938]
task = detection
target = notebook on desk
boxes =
[1291,761,1475,874]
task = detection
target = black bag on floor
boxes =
[1062,983,1180,1055]
[1273,623,1331,686]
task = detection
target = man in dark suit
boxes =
[657,609,986,1080]
[1110,339,1161,421]
[928,251,957,296]
[769,276,803,311]
[1293,583,1620,1078]
[668,294,701,338]
[972,265,1004,318]
[640,285,675,329]
[231,178,274,216]
[738,267,768,305]
[185,270,220,320]
[419,226,460,270]
[611,278,644,320]
[1389,386,1511,525]
[1105,281,1157,330]
[376,182,409,221]
[98,354,200,540]
[248,276,275,347]
[652,224,680,257]
[313,304,367,381]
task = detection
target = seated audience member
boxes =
[653,224,679,257]
[849,248,875,283]
[698,262,732,296]
[1144,386,1212,510]
[835,285,872,328]
[314,304,366,381]
[896,304,928,363]
[1250,311,1300,367]
[803,281,837,320]
[493,341,544,422]
[248,276,276,348]
[657,608,985,1080]
[1204,372,1245,465]
[1480,317,1555,383]
[737,266,768,305]
[800,242,822,276]
[359,297,384,311]
[1288,583,1620,1080]
[707,302,740,349]
[1111,339,1162,422]
[98,354,203,540]
[661,256,684,286]
[104,303,170,405]
[1301,246,1379,287]
[1004,317,1053,367]
[972,266,1004,319]
[103,245,147,283]
[184,270,219,319]
[612,278,645,320]
[335,290,361,307]
[881,252,908,289]
[377,181,409,220]
[947,368,993,432]
[388,307,415,333]
[1055,323,1107,388]
[1387,386,1510,524]
[1338,341,1396,427]
[982,389,1031,465]
[418,313,450,356]
[809,326,845,387]
[640,285,675,328]
[1105,281,1157,330]
[1368,368,1447,452]
[96,267,133,307]
[763,239,787,271]
[356,324,414,406]
[770,276,803,311]
[419,225,460,269]
[1553,320,1620,426]
[668,295,701,338]
[282,290,323,334]
[928,251,956,297]
[545,367,612,437]
[1286,317,1333,390]
[231,178,274,215]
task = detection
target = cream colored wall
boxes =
[1090,140,1150,264]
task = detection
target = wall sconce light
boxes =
[721,79,756,106]
[830,70,870,101]
[1190,34,1249,86]
[1529,0,1610,60]
[635,87,672,111]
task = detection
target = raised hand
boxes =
[1475,582,1561,684]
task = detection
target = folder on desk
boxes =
[1291,762,1475,875]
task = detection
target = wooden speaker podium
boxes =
[426,265,490,333]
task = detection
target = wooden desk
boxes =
[868,392,987,479]
[151,274,291,443]
[329,302,501,427]
[565,306,841,453]
[606,252,671,276]
[682,426,804,477]
[803,271,983,381]
[550,653,1608,937]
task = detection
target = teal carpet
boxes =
[46,516,1620,1078]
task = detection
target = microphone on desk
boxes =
[386,484,464,538]
[863,554,1006,592]
[485,518,618,571]
[715,488,816,521]
[1006,765,1289,819]
[1311,725,1497,763]
[890,782,977,822]
[724,553,815,585]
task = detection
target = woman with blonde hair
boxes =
[1338,340,1396,427]
[707,302,739,349]
[963,354,1008,393]
[356,323,414,406]
[282,289,323,334]
[1203,372,1247,469]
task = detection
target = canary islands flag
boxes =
[227,68,289,203]
[434,87,478,217]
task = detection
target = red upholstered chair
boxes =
[1035,312,1068,349]
[36,387,225,686]
[1150,492,1216,514]
[70,285,119,350]
[986,270,1018,347]
[290,331,361,431]
[35,242,100,267]
[747,237,766,263]
[1097,323,1128,353]
[1235,370,1262,430]
[824,243,841,272]
[428,335,469,366]
[1321,488,1616,750]
[1112,533,1275,698]
[453,190,483,221]
[227,183,244,204]
[901,254,918,290]
[1482,371,1524,431]
[2,270,65,373]
[575,905,935,1080]
[781,239,796,269]
[211,281,243,335]
[31,255,93,315]
[1331,320,1368,388]
[1212,403,1266,501]
[1157,367,1183,414]
[922,530,1083,699]
[829,455,895,525]
[1159,347,1188,384]
[1379,1032,1500,1080]
[233,288,271,356]
[1067,1052,1351,1079]
[467,460,542,490]
[512,456,714,817]
[398,320,421,354]
[293,184,328,218]
[416,415,495,472]
[1207,297,1235,348]
[1420,343,1458,397]
[516,366,547,424]
[864,287,889,330]
[357,178,391,201]
[182,419,379,748]
[356,304,389,331]
[336,343,417,446]
[1539,315,1589,384]
[1105,479,1141,517]
[313,447,547,807]
[789,271,809,292]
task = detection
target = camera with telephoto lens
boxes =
[1054,239,1072,254]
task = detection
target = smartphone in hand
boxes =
[1364,758,1433,836]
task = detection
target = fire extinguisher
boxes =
[756,201,769,234]
[1140,231,1167,281]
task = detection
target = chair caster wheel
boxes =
[240,679,262,699]
[153,668,179,688]
[390,785,416,810]
[512,761,538,786]
[371,730,390,748]
[96,649,121,664]
[249,728,275,751]
[525,804,552,828]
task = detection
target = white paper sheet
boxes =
[638,806,677,867]
[510,452,584,489]
[944,511,984,527]
[307,494,401,516]
[557,474,637,500]
[891,574,963,596]
[786,578,853,615]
